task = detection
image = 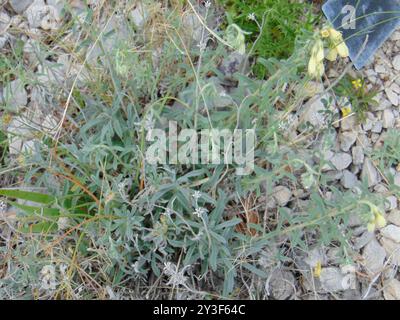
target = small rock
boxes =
[353,231,374,250]
[381,224,400,243]
[387,210,400,227]
[393,54,400,71]
[331,152,352,171]
[395,173,400,187]
[9,0,34,14]
[266,270,295,300]
[25,0,47,28]
[352,146,364,165]
[385,196,398,211]
[319,267,349,292]
[7,115,36,156]
[382,109,396,128]
[341,170,358,189]
[380,237,400,265]
[2,79,28,110]
[339,131,357,152]
[218,51,248,79]
[371,121,383,133]
[383,278,400,300]
[362,158,379,187]
[341,115,357,131]
[385,88,399,106]
[0,12,10,32]
[362,239,386,275]
[272,186,292,207]
[130,2,148,28]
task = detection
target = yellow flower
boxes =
[327,28,349,58]
[308,39,325,79]
[374,212,386,229]
[352,79,362,90]
[326,48,338,61]
[311,39,325,63]
[2,113,12,126]
[313,261,322,278]
[367,208,387,232]
[336,42,349,58]
[328,28,343,42]
[341,106,352,117]
[320,28,330,38]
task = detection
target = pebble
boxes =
[385,196,398,211]
[352,146,365,165]
[362,239,386,275]
[380,237,400,265]
[393,54,400,71]
[331,152,352,171]
[341,170,358,189]
[382,109,396,128]
[383,278,400,300]
[380,225,400,243]
[339,131,357,152]
[362,158,379,187]
[272,186,292,207]
[2,79,28,111]
[9,0,34,14]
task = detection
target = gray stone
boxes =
[385,88,399,106]
[385,196,398,211]
[340,131,357,152]
[380,237,400,265]
[393,54,400,71]
[362,158,379,187]
[2,79,27,110]
[383,278,400,300]
[331,152,352,171]
[387,210,400,227]
[382,109,396,128]
[352,146,365,165]
[7,115,36,156]
[272,186,292,207]
[381,225,400,243]
[353,231,374,250]
[0,12,10,33]
[266,270,295,300]
[362,239,386,275]
[371,121,383,133]
[341,170,358,189]
[319,267,350,292]
[9,0,34,14]
[25,0,47,28]
[130,2,148,28]
[341,115,357,131]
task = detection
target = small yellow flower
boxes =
[327,28,349,58]
[367,208,387,232]
[2,113,12,126]
[374,212,386,229]
[336,42,349,58]
[328,28,343,42]
[311,39,325,63]
[341,106,352,117]
[352,79,362,90]
[308,39,325,79]
[326,48,338,61]
[320,28,330,38]
[313,261,322,278]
